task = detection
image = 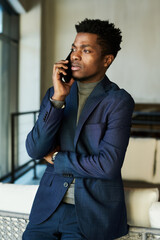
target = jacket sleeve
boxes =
[54,94,135,180]
[26,88,64,159]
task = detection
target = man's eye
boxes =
[71,48,76,52]
[83,49,90,53]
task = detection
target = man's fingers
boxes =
[56,67,67,76]
[54,60,69,70]
[53,61,69,77]
[44,159,54,165]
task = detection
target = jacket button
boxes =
[63,182,69,188]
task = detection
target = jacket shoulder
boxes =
[107,81,135,106]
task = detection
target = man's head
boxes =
[75,18,122,58]
[70,19,122,83]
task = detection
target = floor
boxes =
[15,164,46,185]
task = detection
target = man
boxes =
[23,19,134,240]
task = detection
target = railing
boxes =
[0,111,40,183]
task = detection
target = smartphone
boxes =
[61,52,72,83]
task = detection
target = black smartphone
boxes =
[61,52,72,83]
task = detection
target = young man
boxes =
[23,19,134,240]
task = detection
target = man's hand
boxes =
[52,60,74,101]
[43,146,60,164]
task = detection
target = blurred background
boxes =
[0,0,160,184]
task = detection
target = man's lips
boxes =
[71,63,81,71]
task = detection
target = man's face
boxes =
[71,33,108,83]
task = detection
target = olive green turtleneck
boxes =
[76,81,100,123]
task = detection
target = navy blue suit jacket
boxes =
[26,75,134,240]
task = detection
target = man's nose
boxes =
[71,51,81,61]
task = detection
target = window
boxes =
[0,6,2,33]
[0,0,19,179]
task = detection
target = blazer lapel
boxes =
[74,75,111,148]
[61,83,78,148]
[65,82,78,123]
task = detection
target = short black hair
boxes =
[75,18,122,58]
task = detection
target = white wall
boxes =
[18,0,41,112]
[18,0,41,165]
[41,0,160,103]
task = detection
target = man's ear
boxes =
[104,55,114,68]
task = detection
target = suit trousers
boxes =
[22,202,87,240]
